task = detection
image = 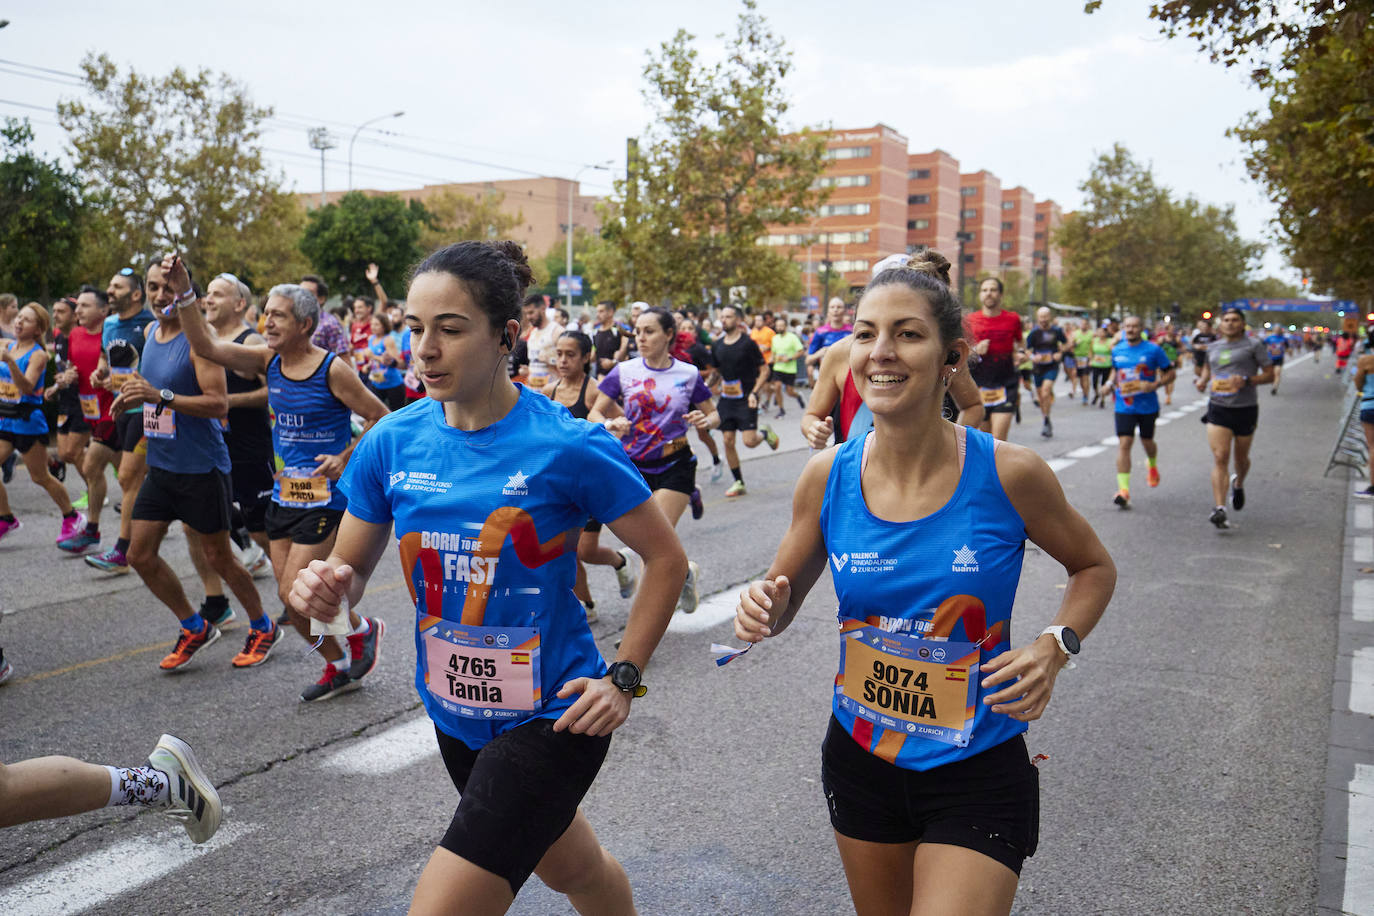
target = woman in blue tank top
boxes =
[735,250,1116,915]
[0,302,82,545]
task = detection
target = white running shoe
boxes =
[614,548,638,599]
[678,560,701,613]
[709,461,725,483]
[148,734,222,844]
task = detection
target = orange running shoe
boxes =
[160,624,221,671]
[1147,466,1160,488]
[231,623,283,668]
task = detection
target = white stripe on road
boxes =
[1046,458,1077,473]
[1100,436,1119,446]
[320,716,437,776]
[1352,647,1374,717]
[1344,764,1374,915]
[1164,411,1185,419]
[1353,580,1374,623]
[1155,418,1172,426]
[1065,446,1107,459]
[1357,505,1373,531]
[0,821,256,916]
[667,588,742,634]
[1357,537,1374,564]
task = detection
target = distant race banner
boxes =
[1223,298,1357,313]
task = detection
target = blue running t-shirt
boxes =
[1110,339,1171,415]
[339,386,652,748]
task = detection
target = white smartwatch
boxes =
[1040,625,1080,669]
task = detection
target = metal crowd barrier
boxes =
[1325,383,1368,477]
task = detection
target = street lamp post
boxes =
[566,161,613,310]
[348,110,404,192]
[308,128,336,210]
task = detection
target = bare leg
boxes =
[0,757,114,827]
[1206,423,1234,507]
[81,442,115,529]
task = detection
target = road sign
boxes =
[557,275,583,297]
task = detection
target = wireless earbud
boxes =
[502,330,513,351]
[945,351,960,365]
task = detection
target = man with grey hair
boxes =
[180,280,392,702]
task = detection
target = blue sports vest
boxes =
[0,343,47,435]
[267,353,352,510]
[820,426,1028,771]
[140,328,230,474]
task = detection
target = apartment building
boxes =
[1035,200,1064,280]
[957,170,1003,283]
[906,150,961,258]
[999,186,1036,275]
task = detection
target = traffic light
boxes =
[1301,276,1309,289]
[1201,310,1212,320]
[1365,313,1374,322]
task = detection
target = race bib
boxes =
[1212,375,1241,395]
[837,624,980,747]
[79,393,100,419]
[721,379,744,399]
[368,367,388,384]
[1119,379,1145,396]
[529,370,550,390]
[109,366,134,391]
[422,623,540,720]
[0,378,18,403]
[141,403,175,439]
[979,387,1007,407]
[278,466,331,508]
[1033,351,1055,365]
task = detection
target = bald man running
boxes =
[1026,307,1068,439]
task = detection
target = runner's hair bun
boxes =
[490,240,534,295]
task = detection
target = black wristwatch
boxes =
[156,388,174,417]
[606,661,647,698]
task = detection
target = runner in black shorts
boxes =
[1196,307,1273,529]
[709,305,779,499]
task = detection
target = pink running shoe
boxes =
[58,511,86,545]
[0,516,20,543]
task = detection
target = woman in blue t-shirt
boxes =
[734,255,1116,915]
[289,240,687,915]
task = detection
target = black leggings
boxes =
[1090,367,1111,390]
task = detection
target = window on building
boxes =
[824,146,871,160]
[1034,231,1045,240]
[962,254,975,263]
[960,186,977,196]
[804,258,870,274]
[908,194,930,205]
[1000,241,1014,251]
[1002,201,1015,210]
[907,219,930,230]
[819,202,871,217]
[908,168,931,180]
[962,208,977,219]
[1035,213,1045,222]
[814,174,872,189]
[966,231,976,241]
[1001,221,1014,231]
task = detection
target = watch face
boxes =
[610,662,640,690]
[1061,627,1081,654]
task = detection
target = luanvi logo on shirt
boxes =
[389,471,407,488]
[952,545,979,573]
[502,470,530,496]
[831,552,849,572]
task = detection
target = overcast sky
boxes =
[1,0,1288,278]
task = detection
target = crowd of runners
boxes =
[0,239,1345,915]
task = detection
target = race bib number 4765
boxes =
[421,623,540,721]
[837,625,979,747]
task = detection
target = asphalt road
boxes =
[0,353,1353,915]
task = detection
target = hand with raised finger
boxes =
[978,638,1064,722]
[552,676,630,735]
[288,559,354,623]
[735,575,789,643]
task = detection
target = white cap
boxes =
[871,253,909,277]
[630,301,648,312]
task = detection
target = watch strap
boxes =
[1040,626,1078,669]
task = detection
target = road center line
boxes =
[320,716,437,776]
[0,821,256,916]
[1046,458,1077,473]
[667,588,741,634]
[1064,446,1106,459]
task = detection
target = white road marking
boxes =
[1046,458,1077,473]
[1100,436,1119,446]
[1065,446,1107,459]
[667,588,741,634]
[1164,411,1185,419]
[1356,505,1373,531]
[1357,537,1374,564]
[1353,580,1374,623]
[1155,418,1171,426]
[1344,763,1374,915]
[0,821,256,916]
[1352,647,1374,716]
[320,716,436,776]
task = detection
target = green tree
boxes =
[1243,275,1300,298]
[0,119,85,302]
[56,53,308,292]
[530,228,597,306]
[588,0,828,306]
[418,187,522,253]
[299,192,428,295]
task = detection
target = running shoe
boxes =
[725,480,747,498]
[147,734,222,844]
[246,551,272,580]
[0,651,12,686]
[57,529,100,554]
[1209,506,1230,529]
[709,461,725,483]
[1113,489,1131,509]
[85,545,130,574]
[48,458,66,482]
[203,602,237,631]
[345,616,385,680]
[1041,418,1053,439]
[300,662,359,703]
[159,624,222,671]
[689,488,704,520]
[582,600,598,623]
[0,517,21,544]
[1355,485,1374,499]
[763,425,779,450]
[56,511,87,546]
[1,453,13,483]
[1147,466,1161,488]
[72,490,89,511]
[775,409,786,419]
[614,548,638,599]
[230,623,282,668]
[1230,474,1245,511]
[678,560,701,613]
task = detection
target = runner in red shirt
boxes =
[57,290,117,553]
[964,278,1023,441]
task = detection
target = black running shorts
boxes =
[716,397,758,432]
[1114,411,1158,440]
[435,720,612,895]
[635,450,697,496]
[821,716,1039,875]
[1203,403,1259,437]
[0,430,42,454]
[115,411,144,454]
[230,461,275,533]
[132,466,233,534]
[264,503,343,546]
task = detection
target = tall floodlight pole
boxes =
[308,128,336,209]
[566,161,613,309]
[348,111,405,191]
